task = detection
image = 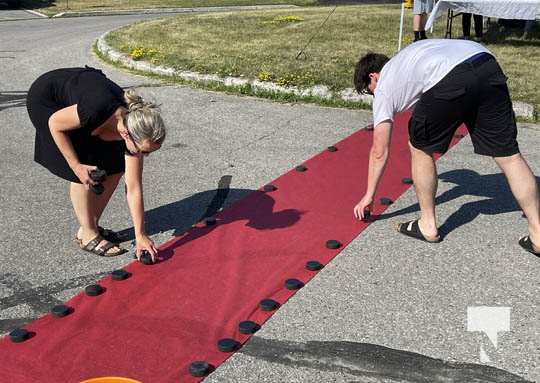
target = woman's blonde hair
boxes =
[123,89,166,145]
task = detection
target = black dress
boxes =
[27,66,128,183]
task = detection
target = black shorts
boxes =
[409,53,519,157]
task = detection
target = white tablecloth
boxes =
[426,0,540,29]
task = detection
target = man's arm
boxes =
[353,120,393,219]
[366,120,393,198]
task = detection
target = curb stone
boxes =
[96,31,373,106]
[51,4,297,18]
[22,8,48,18]
[96,31,534,119]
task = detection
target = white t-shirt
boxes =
[372,39,491,126]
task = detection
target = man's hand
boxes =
[136,234,158,262]
[353,195,373,220]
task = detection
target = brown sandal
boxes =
[79,234,127,257]
[75,227,121,245]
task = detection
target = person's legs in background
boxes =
[412,0,434,41]
[462,12,472,39]
[413,13,427,41]
[522,20,535,40]
[473,14,484,39]
[462,13,483,40]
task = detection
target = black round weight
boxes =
[362,209,371,222]
[402,177,413,185]
[326,240,342,249]
[9,328,30,343]
[85,284,104,297]
[263,184,277,192]
[295,165,307,172]
[327,146,338,152]
[306,260,324,271]
[189,361,211,377]
[217,338,240,352]
[90,184,105,195]
[259,299,279,311]
[111,269,130,281]
[239,320,260,334]
[89,169,107,182]
[285,278,304,290]
[380,197,393,205]
[139,251,154,265]
[51,305,72,318]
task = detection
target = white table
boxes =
[426,0,540,30]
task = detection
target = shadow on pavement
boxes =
[242,337,531,382]
[378,170,539,238]
[0,271,109,334]
[0,91,26,112]
[116,175,302,247]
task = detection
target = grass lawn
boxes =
[21,0,317,16]
[104,5,539,118]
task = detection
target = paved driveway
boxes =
[0,11,538,382]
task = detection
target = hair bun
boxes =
[124,88,160,113]
[124,88,145,112]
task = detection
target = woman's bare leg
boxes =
[71,173,124,254]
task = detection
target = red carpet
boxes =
[0,112,466,382]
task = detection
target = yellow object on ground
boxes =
[404,0,413,9]
[80,378,142,383]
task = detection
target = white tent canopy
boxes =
[426,0,540,30]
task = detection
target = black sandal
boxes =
[79,234,127,257]
[519,236,540,257]
[396,219,441,243]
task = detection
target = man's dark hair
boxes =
[353,53,390,94]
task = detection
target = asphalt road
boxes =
[0,9,538,383]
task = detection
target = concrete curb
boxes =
[51,4,297,18]
[22,8,48,18]
[96,31,372,106]
[96,30,535,119]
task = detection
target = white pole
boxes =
[398,2,405,51]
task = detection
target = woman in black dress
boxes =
[27,66,166,260]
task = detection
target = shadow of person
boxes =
[377,169,539,238]
[0,91,27,112]
[116,175,302,260]
[240,337,531,382]
[156,189,303,260]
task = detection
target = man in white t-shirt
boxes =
[352,39,540,258]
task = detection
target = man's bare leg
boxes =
[494,153,540,249]
[410,142,439,238]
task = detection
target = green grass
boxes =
[22,0,317,16]
[104,5,539,118]
[93,41,371,111]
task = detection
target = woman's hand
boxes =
[136,234,158,262]
[353,195,373,220]
[72,163,97,188]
